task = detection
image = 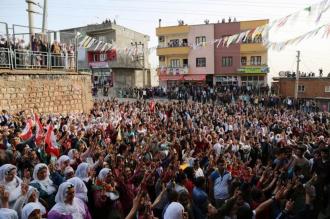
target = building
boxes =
[156,19,269,88]
[272,76,330,112]
[60,22,151,89]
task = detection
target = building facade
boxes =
[60,22,151,89]
[272,76,330,112]
[156,19,269,88]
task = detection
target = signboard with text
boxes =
[238,66,269,74]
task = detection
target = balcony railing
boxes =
[157,65,189,75]
[157,42,189,48]
[0,48,76,71]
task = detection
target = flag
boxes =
[34,113,44,145]
[86,38,96,48]
[83,37,92,48]
[149,100,155,113]
[45,125,60,157]
[236,31,247,43]
[304,6,312,13]
[277,15,291,28]
[94,41,103,51]
[78,36,89,47]
[19,119,33,141]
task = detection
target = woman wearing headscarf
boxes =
[48,182,91,219]
[30,163,57,210]
[67,177,88,203]
[13,187,46,219]
[0,189,18,219]
[0,164,23,208]
[91,168,121,219]
[21,202,44,219]
[67,149,81,170]
[75,162,94,210]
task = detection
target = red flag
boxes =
[45,125,60,157]
[34,113,44,145]
[19,119,33,141]
[149,100,155,113]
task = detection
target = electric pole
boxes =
[26,0,36,36]
[42,0,48,34]
[294,50,301,99]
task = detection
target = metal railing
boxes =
[0,49,76,71]
[0,48,11,69]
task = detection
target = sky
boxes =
[1,0,330,81]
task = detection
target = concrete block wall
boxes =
[0,71,93,114]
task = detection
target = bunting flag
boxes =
[222,37,229,46]
[86,38,96,48]
[34,113,44,145]
[322,25,330,38]
[83,37,92,48]
[19,118,33,141]
[236,31,248,43]
[276,15,291,28]
[93,41,103,51]
[226,34,238,47]
[215,39,222,48]
[100,43,108,52]
[45,124,60,157]
[315,0,330,22]
[79,36,89,47]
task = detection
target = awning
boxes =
[184,74,206,81]
[159,75,184,81]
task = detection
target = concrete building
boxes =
[60,22,151,89]
[156,19,269,88]
[272,76,330,112]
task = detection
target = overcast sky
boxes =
[1,0,330,79]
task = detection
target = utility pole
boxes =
[26,0,36,36]
[42,0,48,34]
[294,50,301,99]
[141,43,145,87]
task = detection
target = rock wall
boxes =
[0,71,93,114]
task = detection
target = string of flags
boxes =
[75,0,330,55]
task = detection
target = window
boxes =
[325,86,330,92]
[100,53,107,61]
[169,39,179,47]
[170,59,180,67]
[182,39,188,46]
[196,58,206,67]
[195,36,206,46]
[93,53,100,62]
[159,36,165,42]
[250,56,261,65]
[98,36,106,42]
[159,56,165,62]
[222,56,233,67]
[241,57,247,66]
[183,59,188,67]
[298,85,305,93]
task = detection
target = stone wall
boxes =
[0,71,93,114]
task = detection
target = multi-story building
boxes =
[156,19,269,88]
[60,22,151,89]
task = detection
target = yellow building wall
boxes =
[156,25,190,36]
[240,19,269,30]
[156,47,190,56]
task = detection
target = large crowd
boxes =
[0,95,329,219]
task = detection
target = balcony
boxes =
[237,65,269,74]
[157,65,189,75]
[156,25,190,36]
[240,43,267,53]
[157,45,190,56]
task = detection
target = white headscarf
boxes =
[98,168,111,181]
[50,182,86,219]
[67,177,88,203]
[13,187,46,219]
[31,163,56,195]
[0,164,22,204]
[57,155,70,170]
[21,202,44,219]
[0,208,18,219]
[75,163,90,182]
[68,149,78,160]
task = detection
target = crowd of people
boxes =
[0,94,329,219]
[0,34,75,70]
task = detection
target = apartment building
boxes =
[156,19,269,88]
